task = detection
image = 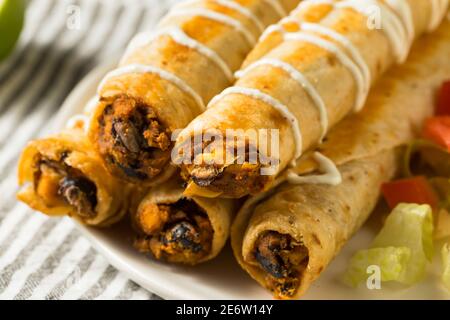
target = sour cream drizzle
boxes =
[428,0,450,31]
[300,22,371,111]
[208,86,303,159]
[98,64,205,111]
[286,32,366,112]
[177,0,265,32]
[385,0,415,44]
[165,8,257,46]
[123,27,234,82]
[260,0,335,41]
[236,58,328,142]
[262,0,415,64]
[286,152,342,185]
[336,0,410,63]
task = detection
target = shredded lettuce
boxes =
[442,243,450,291]
[404,140,450,239]
[429,178,450,212]
[344,203,434,287]
[343,247,411,288]
[430,178,450,240]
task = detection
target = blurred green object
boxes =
[0,0,25,61]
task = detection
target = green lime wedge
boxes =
[0,0,25,61]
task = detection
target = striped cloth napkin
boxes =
[0,0,182,300]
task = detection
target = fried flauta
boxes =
[231,20,450,299]
[88,0,300,186]
[17,129,137,227]
[132,177,237,265]
[176,0,449,198]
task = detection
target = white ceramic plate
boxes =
[50,63,450,300]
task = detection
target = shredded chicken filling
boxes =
[133,199,213,265]
[97,95,171,181]
[252,231,309,299]
[33,153,98,218]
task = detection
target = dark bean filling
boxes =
[181,138,271,197]
[253,231,309,299]
[97,95,171,182]
[33,154,98,217]
[161,220,203,254]
[133,199,213,265]
[58,177,97,218]
[191,166,224,188]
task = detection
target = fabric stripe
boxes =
[80,265,119,300]
[0,212,50,263]
[60,255,110,300]
[95,273,131,300]
[0,220,74,298]
[45,248,98,300]
[2,225,77,299]
[0,205,30,243]
[26,237,91,300]
[116,280,141,300]
[13,229,81,300]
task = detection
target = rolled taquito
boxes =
[132,177,237,265]
[231,20,450,299]
[176,0,449,198]
[88,0,299,186]
[17,128,139,227]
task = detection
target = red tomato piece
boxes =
[422,116,450,152]
[437,80,450,116]
[382,176,439,210]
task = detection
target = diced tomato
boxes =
[382,176,439,210]
[422,116,450,152]
[437,81,450,116]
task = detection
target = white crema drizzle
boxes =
[336,0,410,63]
[259,0,335,41]
[428,0,450,31]
[122,27,234,82]
[285,32,366,112]
[175,0,265,32]
[98,64,205,110]
[164,8,257,46]
[300,22,371,111]
[286,152,342,185]
[384,0,415,44]
[208,86,303,160]
[235,58,329,142]
[262,0,415,64]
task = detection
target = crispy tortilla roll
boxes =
[88,0,300,186]
[176,0,449,198]
[132,178,237,265]
[231,20,450,299]
[17,130,136,227]
[233,152,399,299]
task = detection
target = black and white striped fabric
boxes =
[0,0,182,300]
